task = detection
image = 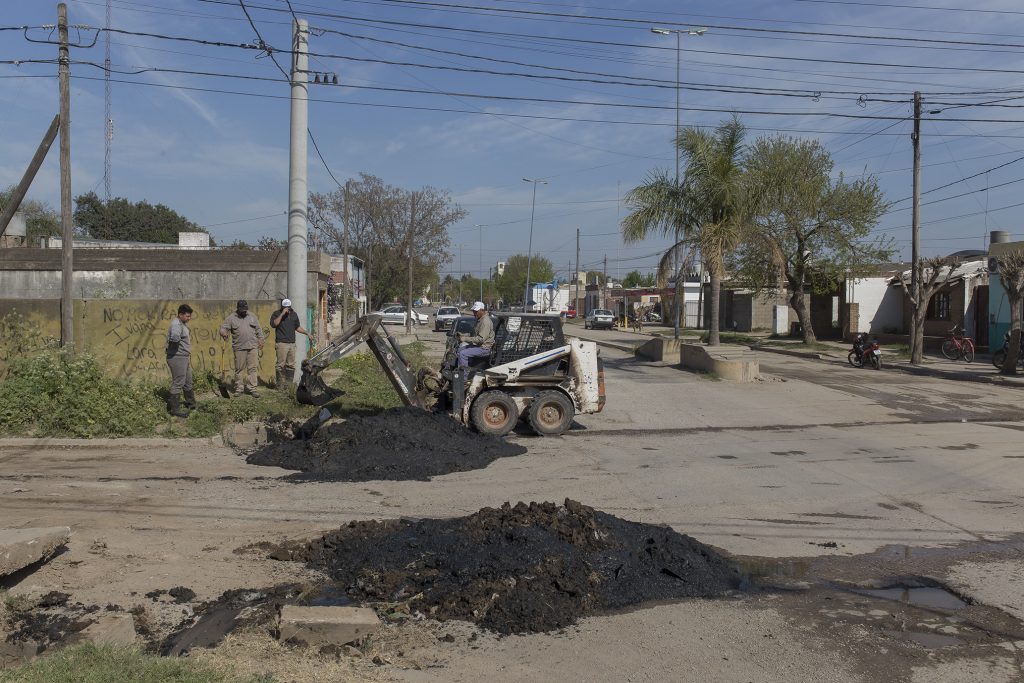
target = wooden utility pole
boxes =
[602,254,608,310]
[0,115,60,237]
[910,90,922,362]
[58,3,74,352]
[342,180,350,326]
[406,192,417,334]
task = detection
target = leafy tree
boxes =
[622,116,749,344]
[584,270,607,287]
[622,270,656,288]
[496,253,554,305]
[0,186,62,243]
[309,174,464,311]
[740,136,892,344]
[73,191,207,243]
[897,257,958,365]
[996,249,1024,374]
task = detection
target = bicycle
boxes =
[940,325,975,363]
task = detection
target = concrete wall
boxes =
[849,278,903,333]
[0,299,283,384]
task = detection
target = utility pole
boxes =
[407,192,417,334]
[342,180,350,326]
[58,3,74,352]
[574,227,580,314]
[602,254,608,310]
[478,224,484,303]
[458,244,463,305]
[0,115,60,237]
[911,90,922,363]
[287,17,309,381]
[103,0,112,202]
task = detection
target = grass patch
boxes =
[0,643,269,683]
[324,342,431,414]
[759,339,838,352]
[699,332,764,346]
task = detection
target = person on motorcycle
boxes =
[457,301,494,368]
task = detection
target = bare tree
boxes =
[310,174,463,311]
[898,256,959,365]
[996,249,1024,374]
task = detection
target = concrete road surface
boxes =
[1,349,1023,682]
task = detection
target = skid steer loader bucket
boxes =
[296,363,341,406]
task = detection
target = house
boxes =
[890,256,989,346]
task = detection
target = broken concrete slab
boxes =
[223,422,268,449]
[78,613,138,647]
[278,605,380,647]
[0,527,70,577]
[0,637,43,668]
[680,344,759,382]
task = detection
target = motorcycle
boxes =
[991,330,1024,369]
[848,333,882,370]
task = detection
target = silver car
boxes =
[373,305,427,325]
[584,309,615,330]
[434,306,462,332]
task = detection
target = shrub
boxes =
[0,347,165,437]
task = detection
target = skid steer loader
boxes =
[297,313,605,436]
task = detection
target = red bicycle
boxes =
[940,325,975,363]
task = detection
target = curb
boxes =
[752,344,1024,388]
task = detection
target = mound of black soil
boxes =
[246,407,527,482]
[290,499,741,634]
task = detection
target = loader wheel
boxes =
[527,391,574,436]
[471,390,519,437]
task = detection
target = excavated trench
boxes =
[247,407,527,482]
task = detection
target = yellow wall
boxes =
[0,299,282,384]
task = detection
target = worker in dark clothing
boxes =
[166,303,194,417]
[270,297,310,387]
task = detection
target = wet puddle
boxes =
[850,586,967,611]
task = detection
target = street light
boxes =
[651,25,706,339]
[475,224,485,304]
[522,177,548,312]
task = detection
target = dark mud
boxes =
[284,499,741,635]
[246,407,527,482]
[2,597,105,651]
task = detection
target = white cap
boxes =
[282,298,292,308]
[471,301,485,311]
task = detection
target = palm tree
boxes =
[622,116,748,345]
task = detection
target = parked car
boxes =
[434,306,462,332]
[565,306,577,319]
[372,305,428,326]
[584,309,615,330]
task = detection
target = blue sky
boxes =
[4,0,1024,281]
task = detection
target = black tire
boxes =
[962,341,975,363]
[993,347,1007,369]
[848,351,863,368]
[470,390,519,437]
[527,391,575,436]
[940,339,958,361]
[869,353,881,370]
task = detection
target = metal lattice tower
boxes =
[103,0,112,201]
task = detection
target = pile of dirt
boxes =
[289,499,742,634]
[246,407,527,482]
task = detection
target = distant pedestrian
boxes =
[165,303,194,417]
[219,299,265,397]
[457,301,494,368]
[270,297,310,387]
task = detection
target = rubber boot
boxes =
[168,393,190,417]
[183,389,197,410]
[276,369,288,389]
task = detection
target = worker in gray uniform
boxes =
[165,303,195,417]
[219,299,266,397]
[457,301,494,368]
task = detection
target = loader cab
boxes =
[447,314,565,374]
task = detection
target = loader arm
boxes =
[296,315,427,409]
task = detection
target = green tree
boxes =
[496,254,554,305]
[622,116,749,345]
[622,270,656,288]
[73,192,207,243]
[0,186,61,243]
[740,136,891,344]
